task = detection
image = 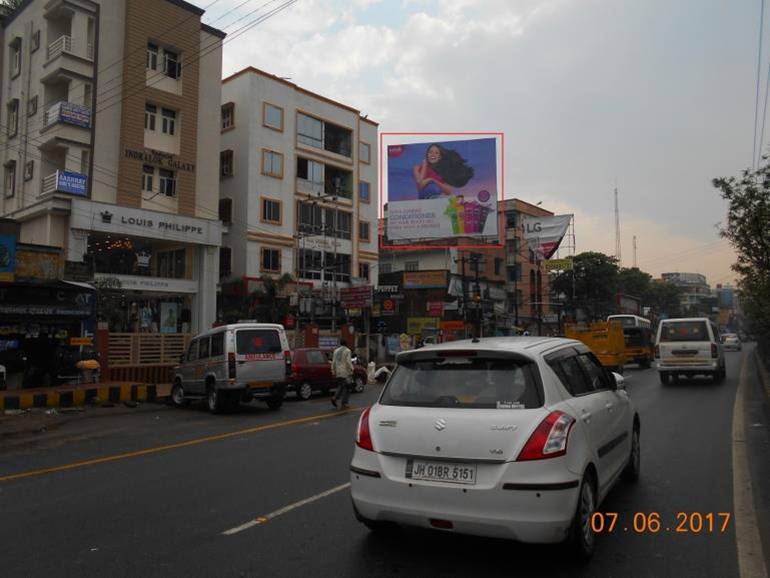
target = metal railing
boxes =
[47,35,72,60]
[42,100,92,129]
[41,172,59,196]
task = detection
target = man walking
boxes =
[331,339,354,409]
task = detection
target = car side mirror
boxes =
[612,372,625,390]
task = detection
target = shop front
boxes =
[67,199,221,382]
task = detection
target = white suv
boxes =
[350,337,640,559]
[655,318,726,384]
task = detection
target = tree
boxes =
[617,267,653,300]
[713,159,770,347]
[552,251,619,320]
[645,280,682,319]
[0,0,24,13]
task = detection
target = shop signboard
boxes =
[160,302,180,334]
[407,317,439,335]
[319,336,339,349]
[70,336,94,346]
[0,235,17,282]
[403,270,447,289]
[94,273,197,294]
[544,257,573,272]
[340,286,373,309]
[57,171,88,196]
[375,284,403,299]
[0,282,94,317]
[381,298,397,316]
[426,301,444,316]
[58,102,92,128]
[16,247,63,280]
[386,138,499,242]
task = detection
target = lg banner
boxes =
[521,214,572,260]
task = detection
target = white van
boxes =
[655,318,726,384]
[172,323,291,413]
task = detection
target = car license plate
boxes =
[248,381,272,389]
[406,459,477,485]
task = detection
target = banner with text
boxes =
[521,214,572,260]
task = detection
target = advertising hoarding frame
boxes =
[379,132,505,251]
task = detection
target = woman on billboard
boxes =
[413,143,474,199]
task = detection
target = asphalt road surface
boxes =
[0,347,768,578]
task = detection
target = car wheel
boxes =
[297,382,313,401]
[207,385,223,414]
[659,372,670,385]
[266,397,283,410]
[713,369,725,384]
[353,376,365,394]
[622,425,640,482]
[171,380,187,407]
[568,471,597,561]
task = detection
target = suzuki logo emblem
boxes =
[434,418,447,431]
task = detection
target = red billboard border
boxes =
[379,131,505,251]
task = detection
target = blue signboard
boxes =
[0,235,16,278]
[57,171,87,196]
[59,102,91,128]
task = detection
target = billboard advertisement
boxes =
[386,138,499,242]
[521,214,572,260]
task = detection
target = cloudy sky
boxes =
[193,0,762,286]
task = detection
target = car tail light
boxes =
[654,345,660,359]
[711,343,718,358]
[356,406,374,452]
[284,350,292,375]
[228,352,236,379]
[516,411,575,461]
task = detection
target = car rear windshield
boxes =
[380,357,543,409]
[236,330,281,354]
[660,321,709,342]
[305,350,327,364]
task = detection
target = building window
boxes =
[262,150,284,179]
[4,161,16,198]
[159,169,176,197]
[27,95,37,117]
[297,200,323,234]
[10,38,21,78]
[359,142,371,164]
[220,150,233,178]
[7,99,18,137]
[296,157,323,184]
[359,180,370,203]
[263,102,283,131]
[220,247,232,277]
[359,262,370,281]
[505,210,517,229]
[161,108,176,135]
[146,43,158,70]
[261,247,281,273]
[405,261,419,272]
[221,102,234,131]
[380,263,392,274]
[163,49,180,79]
[359,220,370,242]
[219,198,233,224]
[24,160,33,181]
[324,252,351,283]
[333,210,352,240]
[494,257,502,276]
[262,198,282,225]
[31,30,40,53]
[142,165,154,192]
[145,104,157,131]
[297,113,323,149]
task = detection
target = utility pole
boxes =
[633,235,637,268]
[614,187,622,265]
[471,253,482,338]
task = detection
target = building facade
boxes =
[0,0,224,378]
[219,67,378,325]
[661,272,712,312]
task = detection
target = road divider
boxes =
[0,383,168,412]
[0,407,362,484]
[222,482,351,536]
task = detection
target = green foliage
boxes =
[552,251,619,319]
[1,0,25,12]
[713,162,770,342]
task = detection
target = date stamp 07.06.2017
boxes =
[591,512,731,534]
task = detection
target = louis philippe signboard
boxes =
[124,149,195,172]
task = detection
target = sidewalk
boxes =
[0,382,171,412]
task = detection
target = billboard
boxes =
[386,138,499,242]
[0,235,17,282]
[521,214,572,260]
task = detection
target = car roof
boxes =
[659,317,711,323]
[399,336,582,359]
[196,323,285,337]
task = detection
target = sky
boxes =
[192,0,764,286]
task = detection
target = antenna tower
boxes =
[633,235,637,268]
[614,188,621,264]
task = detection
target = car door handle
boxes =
[605,402,614,410]
[581,410,592,422]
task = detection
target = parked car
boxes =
[172,323,290,413]
[655,318,726,384]
[288,347,367,401]
[721,333,742,352]
[350,337,640,560]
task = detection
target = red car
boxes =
[288,348,368,400]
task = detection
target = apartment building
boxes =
[219,67,379,322]
[0,0,224,352]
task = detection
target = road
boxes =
[0,347,768,578]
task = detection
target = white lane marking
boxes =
[733,351,768,578]
[222,482,351,536]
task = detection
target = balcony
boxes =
[43,35,94,81]
[41,170,88,197]
[297,178,324,196]
[43,101,91,130]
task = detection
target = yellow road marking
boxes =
[0,407,362,484]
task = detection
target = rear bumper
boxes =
[221,381,286,399]
[350,449,579,543]
[657,361,719,373]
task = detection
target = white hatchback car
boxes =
[350,337,640,559]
